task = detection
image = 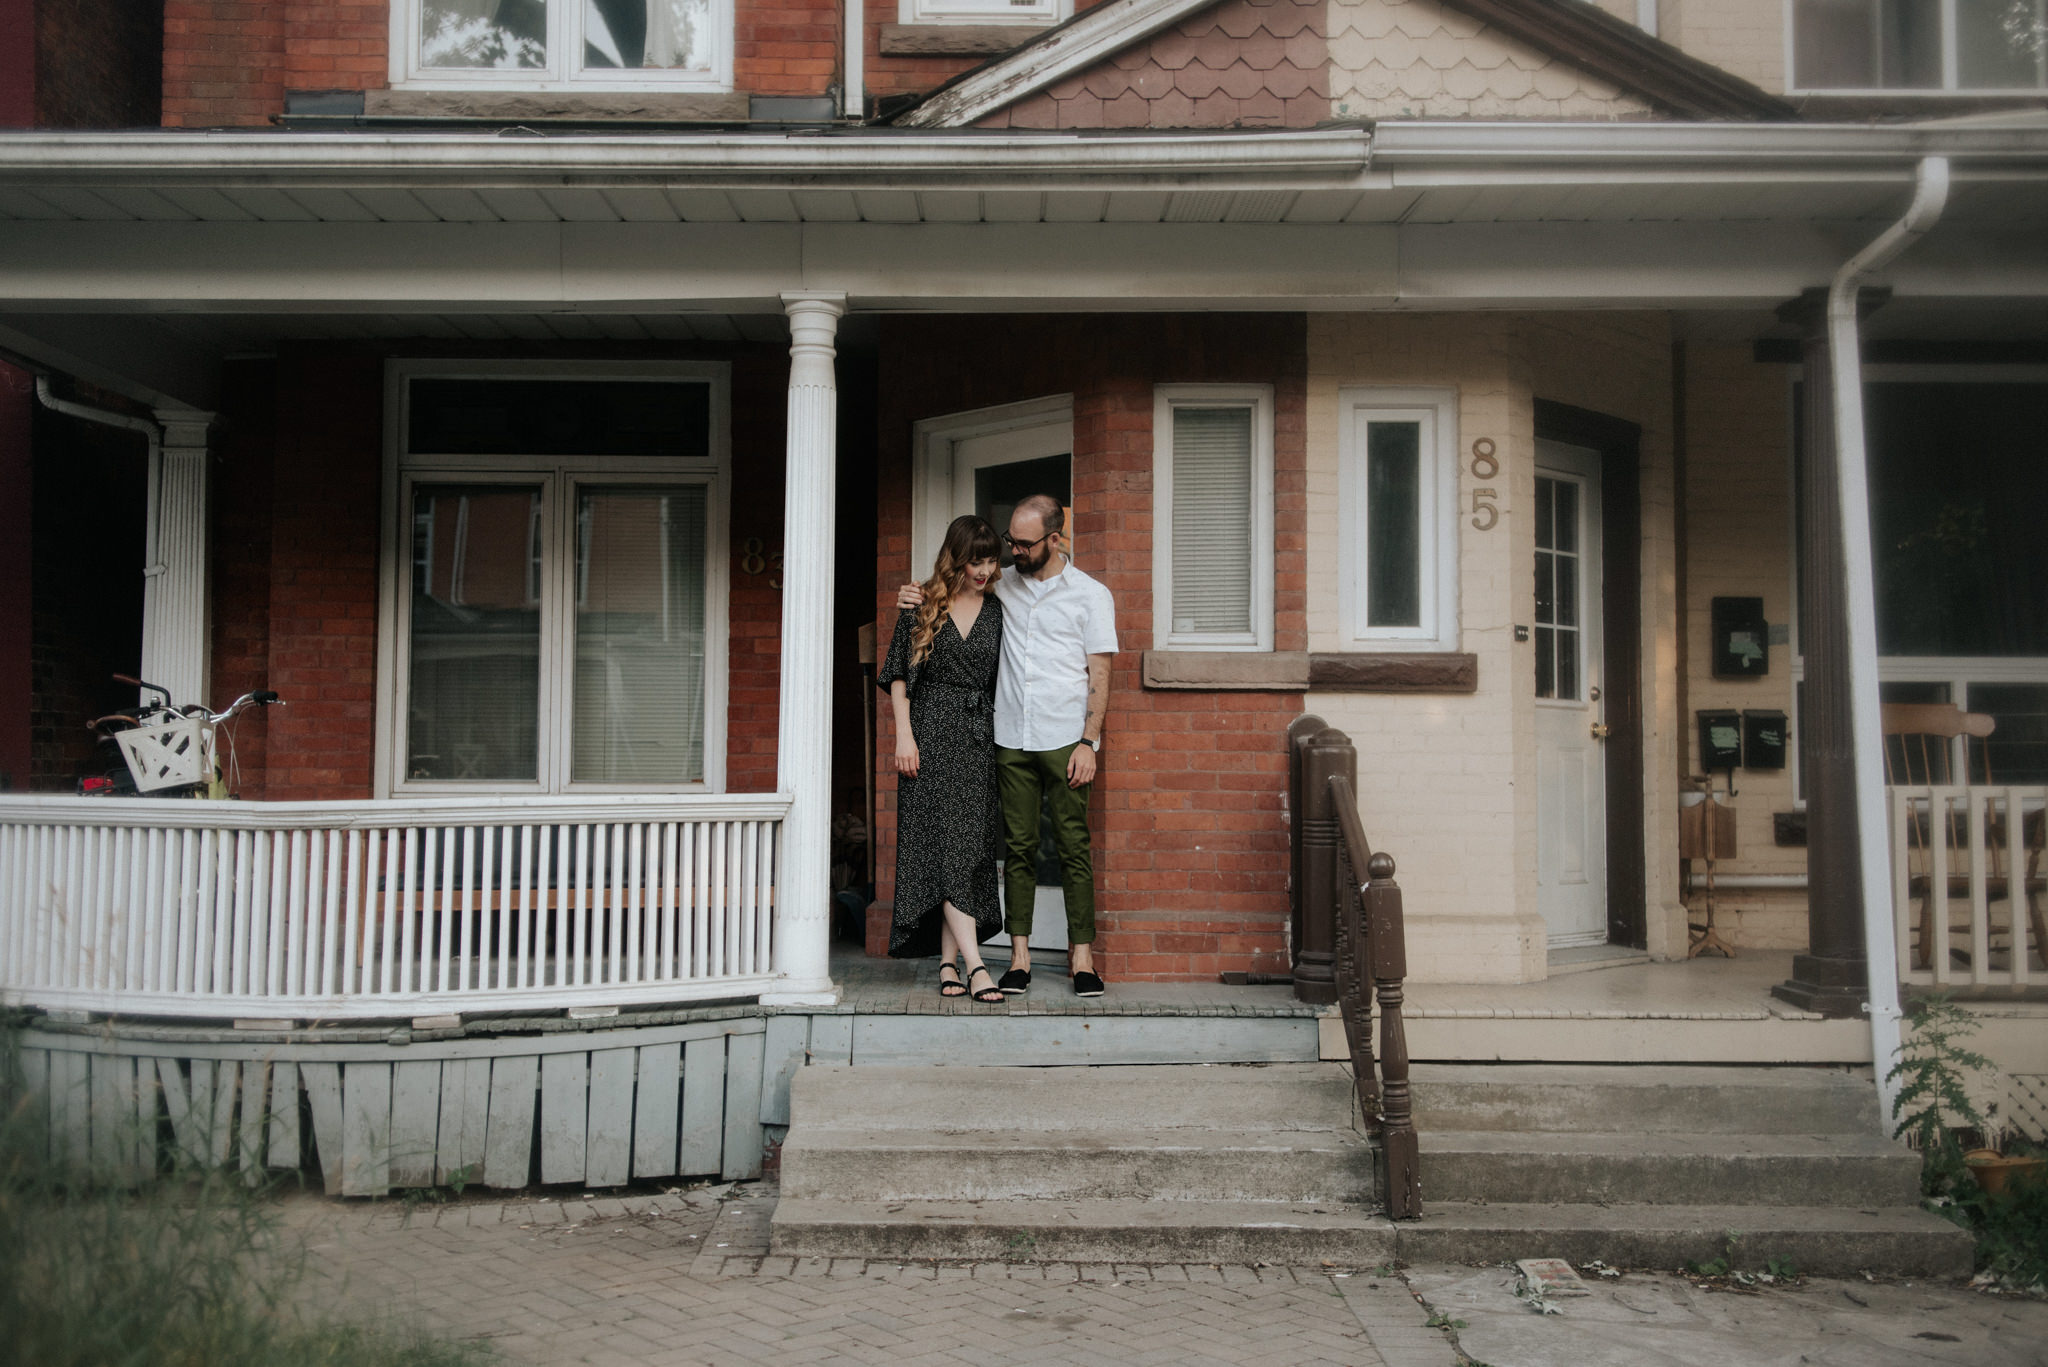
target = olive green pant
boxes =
[995,743,1096,944]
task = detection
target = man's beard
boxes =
[1015,542,1052,574]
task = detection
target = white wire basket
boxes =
[114,715,213,793]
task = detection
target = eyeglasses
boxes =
[1004,532,1054,553]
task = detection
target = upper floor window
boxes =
[899,0,1068,25]
[1791,0,2047,91]
[395,0,732,90]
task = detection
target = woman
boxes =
[879,514,1007,1002]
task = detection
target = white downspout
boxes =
[1826,156,1949,1133]
[843,0,864,118]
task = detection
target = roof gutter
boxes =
[1824,156,1951,1136]
[0,129,1373,185]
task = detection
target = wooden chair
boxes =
[1881,702,2047,974]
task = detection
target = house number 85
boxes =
[1470,438,1500,530]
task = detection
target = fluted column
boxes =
[762,293,846,1006]
[142,409,214,708]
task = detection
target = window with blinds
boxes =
[1152,386,1274,651]
[1340,388,1460,652]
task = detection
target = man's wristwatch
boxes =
[1086,738,1101,753]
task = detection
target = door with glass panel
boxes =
[1533,440,1609,949]
[949,418,1074,952]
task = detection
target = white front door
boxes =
[936,410,1075,952]
[1534,440,1609,949]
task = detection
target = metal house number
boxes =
[741,537,784,589]
[1469,438,1500,531]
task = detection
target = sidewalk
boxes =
[281,1183,2047,1367]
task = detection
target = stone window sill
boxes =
[879,23,1047,55]
[1139,651,1478,693]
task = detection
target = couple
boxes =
[879,495,1117,1004]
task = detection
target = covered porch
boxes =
[2,122,2047,1029]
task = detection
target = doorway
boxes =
[1534,400,1647,951]
[911,397,1076,952]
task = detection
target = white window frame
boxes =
[377,358,732,798]
[1151,384,1274,653]
[390,0,734,93]
[898,0,1068,26]
[1338,386,1460,653]
[1785,0,2048,94]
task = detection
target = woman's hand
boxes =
[894,732,920,778]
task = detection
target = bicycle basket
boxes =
[114,715,211,792]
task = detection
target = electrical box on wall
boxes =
[1711,597,1770,677]
[1697,709,1742,771]
[1743,709,1788,770]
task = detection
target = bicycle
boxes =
[80,673,283,798]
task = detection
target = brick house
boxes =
[0,0,2045,1038]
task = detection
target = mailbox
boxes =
[1743,709,1788,770]
[1697,709,1742,772]
[1711,597,1770,677]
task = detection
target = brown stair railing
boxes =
[1286,717,1419,1220]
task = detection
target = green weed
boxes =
[0,1018,495,1367]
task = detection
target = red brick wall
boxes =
[284,1,388,93]
[206,345,790,799]
[209,359,278,797]
[875,314,1306,981]
[33,0,163,128]
[737,0,841,96]
[163,2,286,127]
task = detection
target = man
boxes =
[899,493,1117,996]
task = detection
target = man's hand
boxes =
[896,582,924,610]
[1066,742,1096,789]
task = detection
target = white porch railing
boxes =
[0,795,790,1020]
[1889,784,2047,989]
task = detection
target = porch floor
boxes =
[825,943,1318,1019]
[1376,951,1877,1066]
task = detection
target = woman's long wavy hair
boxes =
[911,515,1002,666]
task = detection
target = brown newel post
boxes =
[1293,724,1354,1004]
[1772,287,1885,1018]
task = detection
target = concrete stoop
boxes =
[768,1061,1973,1277]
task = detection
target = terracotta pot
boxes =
[1963,1149,2048,1197]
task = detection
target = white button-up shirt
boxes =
[990,558,1119,753]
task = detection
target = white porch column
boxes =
[762,292,846,1006]
[141,408,213,707]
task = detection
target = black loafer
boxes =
[998,968,1031,995]
[1072,970,1105,997]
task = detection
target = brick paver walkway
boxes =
[282,1185,1455,1367]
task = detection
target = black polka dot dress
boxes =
[878,599,1005,959]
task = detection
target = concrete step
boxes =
[1408,1063,1879,1135]
[1397,1202,1974,1279]
[781,1126,1372,1204]
[770,1196,1399,1266]
[787,1062,1361,1133]
[1419,1130,1922,1207]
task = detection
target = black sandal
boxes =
[965,964,1005,1004]
[937,962,967,998]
